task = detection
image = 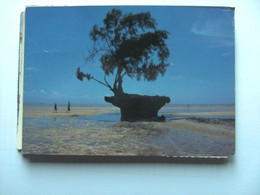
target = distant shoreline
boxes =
[23,103,235,106]
[23,104,234,119]
[23,105,120,118]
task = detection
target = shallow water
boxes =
[149,128,234,156]
[23,111,234,131]
[23,114,119,129]
[22,104,235,156]
[160,104,234,113]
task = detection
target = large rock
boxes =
[104,94,170,121]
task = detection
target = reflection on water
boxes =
[23,105,235,130]
[23,113,120,130]
[80,112,121,122]
[160,104,234,113]
[22,104,235,156]
[23,104,235,131]
[24,113,234,131]
[148,128,234,155]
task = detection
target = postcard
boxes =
[18,6,235,158]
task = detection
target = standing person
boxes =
[67,101,71,113]
[54,103,57,113]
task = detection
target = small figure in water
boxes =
[54,103,57,113]
[66,101,71,113]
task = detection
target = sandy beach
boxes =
[23,105,120,118]
[22,104,235,157]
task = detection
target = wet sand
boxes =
[22,106,235,157]
[23,106,120,118]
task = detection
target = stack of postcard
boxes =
[17,5,235,159]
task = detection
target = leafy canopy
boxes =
[77,8,170,95]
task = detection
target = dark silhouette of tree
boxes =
[77,8,170,96]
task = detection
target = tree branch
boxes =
[104,75,113,91]
[77,68,114,92]
[104,29,115,55]
[92,76,115,92]
[122,71,127,78]
[86,44,110,62]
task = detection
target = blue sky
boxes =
[24,6,235,105]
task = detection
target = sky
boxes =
[24,6,235,105]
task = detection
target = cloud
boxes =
[222,52,234,57]
[191,18,234,38]
[166,75,207,84]
[169,62,174,67]
[24,89,37,95]
[51,91,59,97]
[29,40,74,55]
[25,66,37,71]
[206,37,234,48]
[40,89,47,94]
[190,16,234,48]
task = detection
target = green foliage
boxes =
[78,8,170,95]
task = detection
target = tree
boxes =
[77,8,170,97]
